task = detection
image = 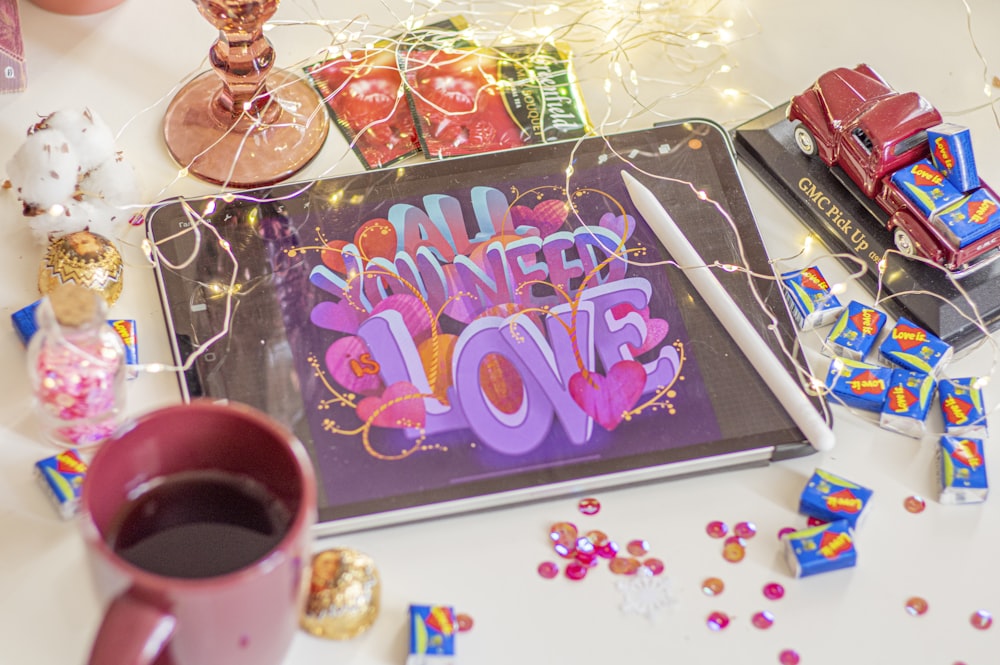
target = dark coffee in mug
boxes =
[108,470,292,579]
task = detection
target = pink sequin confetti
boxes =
[642,558,664,575]
[806,516,826,527]
[777,527,796,540]
[971,610,993,630]
[565,561,588,581]
[905,597,928,616]
[763,583,785,600]
[596,539,620,559]
[627,539,650,556]
[702,577,724,596]
[609,556,640,575]
[586,529,609,547]
[722,537,746,563]
[734,521,757,539]
[549,522,577,544]
[752,611,775,629]
[550,523,578,557]
[537,561,559,579]
[456,613,474,632]
[904,496,926,514]
[706,520,728,538]
[578,497,601,515]
[575,536,595,555]
[706,611,730,631]
[779,649,801,665]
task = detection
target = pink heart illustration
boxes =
[310,299,364,335]
[599,211,636,242]
[356,381,426,429]
[610,304,670,356]
[569,360,646,431]
[325,335,384,396]
[510,199,569,237]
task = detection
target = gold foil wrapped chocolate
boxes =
[301,548,380,640]
[39,231,123,306]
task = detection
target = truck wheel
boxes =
[893,228,916,257]
[793,125,817,156]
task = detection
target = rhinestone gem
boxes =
[702,577,724,596]
[734,521,757,539]
[971,610,993,630]
[763,583,785,600]
[578,497,601,515]
[905,597,928,616]
[706,520,728,538]
[706,611,730,631]
[537,561,559,579]
[752,610,775,629]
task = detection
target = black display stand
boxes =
[733,104,1000,352]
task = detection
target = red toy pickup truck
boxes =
[787,64,1000,272]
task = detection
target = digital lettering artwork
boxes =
[282,165,721,510]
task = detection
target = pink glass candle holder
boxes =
[163,0,329,188]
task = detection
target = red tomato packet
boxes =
[306,17,469,169]
[401,43,592,159]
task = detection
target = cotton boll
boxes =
[37,108,116,173]
[6,129,80,211]
[79,154,140,207]
[78,200,127,241]
[25,202,89,244]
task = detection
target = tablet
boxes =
[146,120,825,535]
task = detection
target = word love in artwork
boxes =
[340,278,679,456]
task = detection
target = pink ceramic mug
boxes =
[80,400,317,665]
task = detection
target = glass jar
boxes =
[27,283,126,447]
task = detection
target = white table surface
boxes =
[3,1,1000,663]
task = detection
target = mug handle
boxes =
[87,591,177,665]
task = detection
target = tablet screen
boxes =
[147,121,819,532]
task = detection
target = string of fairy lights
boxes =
[7,0,1000,436]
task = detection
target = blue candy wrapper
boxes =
[781,266,843,331]
[408,604,457,664]
[824,300,886,361]
[782,520,856,578]
[34,450,88,519]
[879,369,935,438]
[939,377,988,438]
[799,468,874,529]
[825,357,891,412]
[938,435,988,505]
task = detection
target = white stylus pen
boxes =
[621,170,835,452]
